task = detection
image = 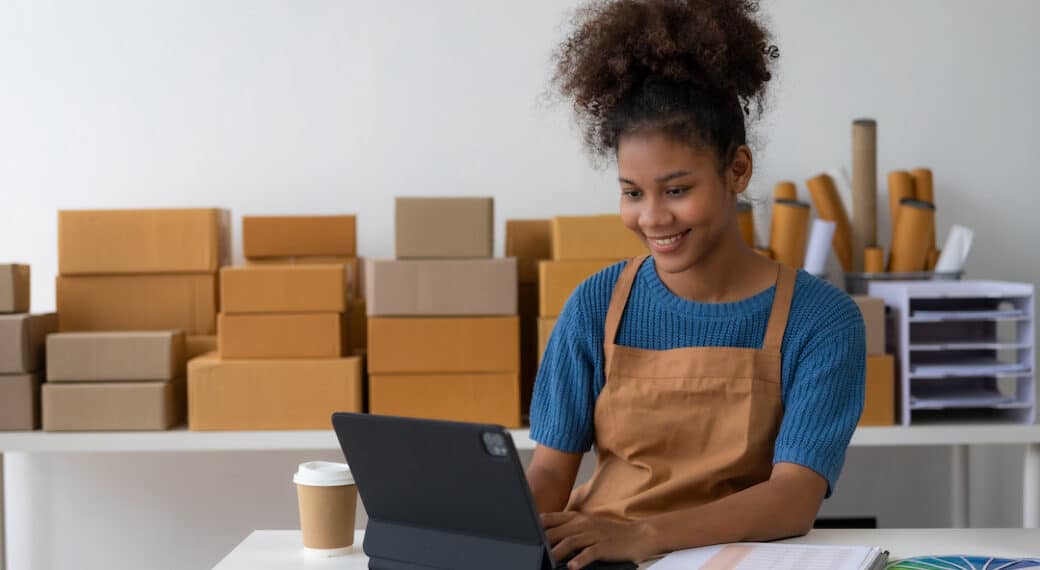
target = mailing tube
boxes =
[911,168,936,252]
[864,246,885,273]
[888,199,935,272]
[774,181,797,202]
[852,119,878,271]
[925,249,940,271]
[807,173,854,272]
[887,171,915,233]
[803,219,836,276]
[769,199,811,269]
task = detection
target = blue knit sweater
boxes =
[530,258,866,496]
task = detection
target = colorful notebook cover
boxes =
[888,556,1040,569]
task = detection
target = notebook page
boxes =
[651,542,883,570]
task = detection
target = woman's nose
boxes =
[639,197,674,229]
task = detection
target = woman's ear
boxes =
[727,145,754,196]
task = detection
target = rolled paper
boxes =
[888,199,935,272]
[935,225,974,272]
[753,247,774,259]
[807,173,854,272]
[803,219,836,276]
[769,199,811,269]
[774,181,797,201]
[887,171,915,233]
[852,119,878,272]
[925,248,940,271]
[864,246,885,273]
[911,168,936,252]
[737,201,756,248]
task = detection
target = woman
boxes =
[526,1,866,567]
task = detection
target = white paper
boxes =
[652,542,884,570]
[935,224,974,272]
[803,219,836,276]
[826,167,854,218]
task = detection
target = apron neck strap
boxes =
[762,264,797,354]
[604,255,648,346]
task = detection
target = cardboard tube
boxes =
[769,199,811,268]
[911,168,936,252]
[807,173,854,272]
[888,199,935,272]
[753,247,773,259]
[852,119,878,272]
[925,248,940,271]
[935,225,973,272]
[887,171,915,232]
[864,246,885,273]
[803,219,836,276]
[774,181,797,202]
[737,202,755,248]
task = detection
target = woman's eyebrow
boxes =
[618,170,693,185]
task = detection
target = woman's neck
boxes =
[656,227,779,304]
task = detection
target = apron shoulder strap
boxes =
[603,255,648,347]
[762,264,797,354]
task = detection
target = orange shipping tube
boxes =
[912,168,936,252]
[925,249,940,271]
[769,200,811,269]
[852,119,878,272]
[888,199,935,272]
[737,202,755,248]
[807,173,854,271]
[864,246,885,273]
[887,171,915,236]
[774,181,797,201]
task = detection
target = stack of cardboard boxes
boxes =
[44,209,228,430]
[505,220,552,419]
[366,197,521,426]
[855,296,896,426]
[537,215,645,363]
[0,264,57,430]
[188,215,363,430]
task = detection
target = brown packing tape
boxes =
[806,174,854,271]
[768,200,811,269]
[851,119,878,272]
[888,199,935,272]
[773,181,797,201]
[887,171,915,234]
[911,168,937,252]
[864,246,885,273]
[736,202,755,248]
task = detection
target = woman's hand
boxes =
[541,511,657,569]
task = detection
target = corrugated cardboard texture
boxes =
[0,373,41,430]
[58,209,230,275]
[345,301,367,352]
[364,258,517,316]
[537,317,557,367]
[188,354,363,430]
[247,256,362,300]
[518,283,538,418]
[57,274,218,335]
[859,354,895,426]
[395,197,493,259]
[551,215,645,261]
[538,260,615,317]
[218,313,345,359]
[186,335,217,361]
[242,215,356,258]
[505,220,551,284]
[0,313,58,373]
[369,372,520,427]
[0,264,30,313]
[42,377,185,431]
[46,331,185,382]
[367,317,518,374]
[853,296,886,355]
[220,265,348,314]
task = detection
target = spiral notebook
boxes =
[650,542,888,570]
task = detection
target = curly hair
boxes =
[553,0,778,166]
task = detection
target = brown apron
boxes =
[567,255,795,521]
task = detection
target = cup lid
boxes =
[293,461,354,486]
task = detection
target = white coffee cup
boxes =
[294,461,358,557]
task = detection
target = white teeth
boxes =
[652,233,683,246]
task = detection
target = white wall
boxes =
[1,0,1038,568]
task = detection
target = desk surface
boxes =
[214,528,1040,569]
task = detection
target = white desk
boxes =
[3,425,1040,570]
[214,528,1040,569]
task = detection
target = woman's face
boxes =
[617,131,749,274]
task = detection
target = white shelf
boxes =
[910,341,1033,351]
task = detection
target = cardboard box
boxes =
[365,259,517,316]
[187,354,363,430]
[218,313,345,359]
[369,372,520,427]
[551,215,645,261]
[247,256,362,299]
[42,377,186,431]
[57,274,218,335]
[505,220,551,284]
[368,317,518,374]
[538,260,615,317]
[0,373,41,430]
[242,215,357,258]
[395,197,493,259]
[58,209,230,275]
[220,265,348,314]
[0,264,30,313]
[345,301,367,352]
[0,313,58,373]
[859,354,895,427]
[186,335,217,361]
[46,331,185,382]
[537,317,557,366]
[853,296,886,355]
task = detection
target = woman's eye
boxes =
[622,189,642,199]
[666,187,689,197]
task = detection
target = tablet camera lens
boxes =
[482,432,508,457]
